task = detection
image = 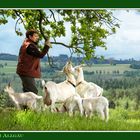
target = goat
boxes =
[59,93,109,121]
[59,94,83,116]
[74,65,103,98]
[4,84,44,112]
[82,96,109,122]
[42,61,77,112]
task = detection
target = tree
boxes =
[0,9,119,62]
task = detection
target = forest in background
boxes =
[1,53,140,111]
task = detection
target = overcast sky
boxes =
[0,10,140,60]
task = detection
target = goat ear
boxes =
[57,70,63,73]
[62,66,66,73]
[74,64,82,69]
[67,60,72,64]
[41,80,46,87]
[8,82,11,87]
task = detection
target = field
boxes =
[0,60,17,74]
[0,60,134,74]
[1,60,140,131]
[0,108,140,131]
[84,64,133,74]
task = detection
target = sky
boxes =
[1,10,140,60]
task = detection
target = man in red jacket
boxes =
[16,29,51,94]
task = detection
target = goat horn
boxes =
[67,60,72,64]
[8,82,11,87]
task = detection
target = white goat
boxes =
[59,94,83,116]
[42,61,77,112]
[82,96,109,121]
[4,84,44,111]
[59,93,109,121]
[74,65,103,98]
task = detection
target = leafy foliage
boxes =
[0,9,119,60]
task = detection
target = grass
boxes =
[0,108,140,131]
[0,67,16,74]
[0,60,17,66]
[0,60,17,74]
[0,60,140,131]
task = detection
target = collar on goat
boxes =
[67,80,84,88]
[76,81,83,87]
[67,80,76,87]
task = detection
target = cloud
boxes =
[96,10,140,60]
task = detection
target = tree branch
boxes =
[49,10,57,22]
[13,10,26,27]
[51,41,72,48]
[38,10,48,40]
[15,17,20,33]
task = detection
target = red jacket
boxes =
[16,39,49,78]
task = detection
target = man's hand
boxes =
[45,39,52,48]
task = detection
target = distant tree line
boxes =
[130,63,140,69]
[0,53,18,61]
[0,53,140,65]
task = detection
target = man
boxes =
[16,29,51,94]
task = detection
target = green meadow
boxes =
[0,108,140,131]
[1,60,140,131]
[0,60,133,74]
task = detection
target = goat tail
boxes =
[36,96,43,99]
